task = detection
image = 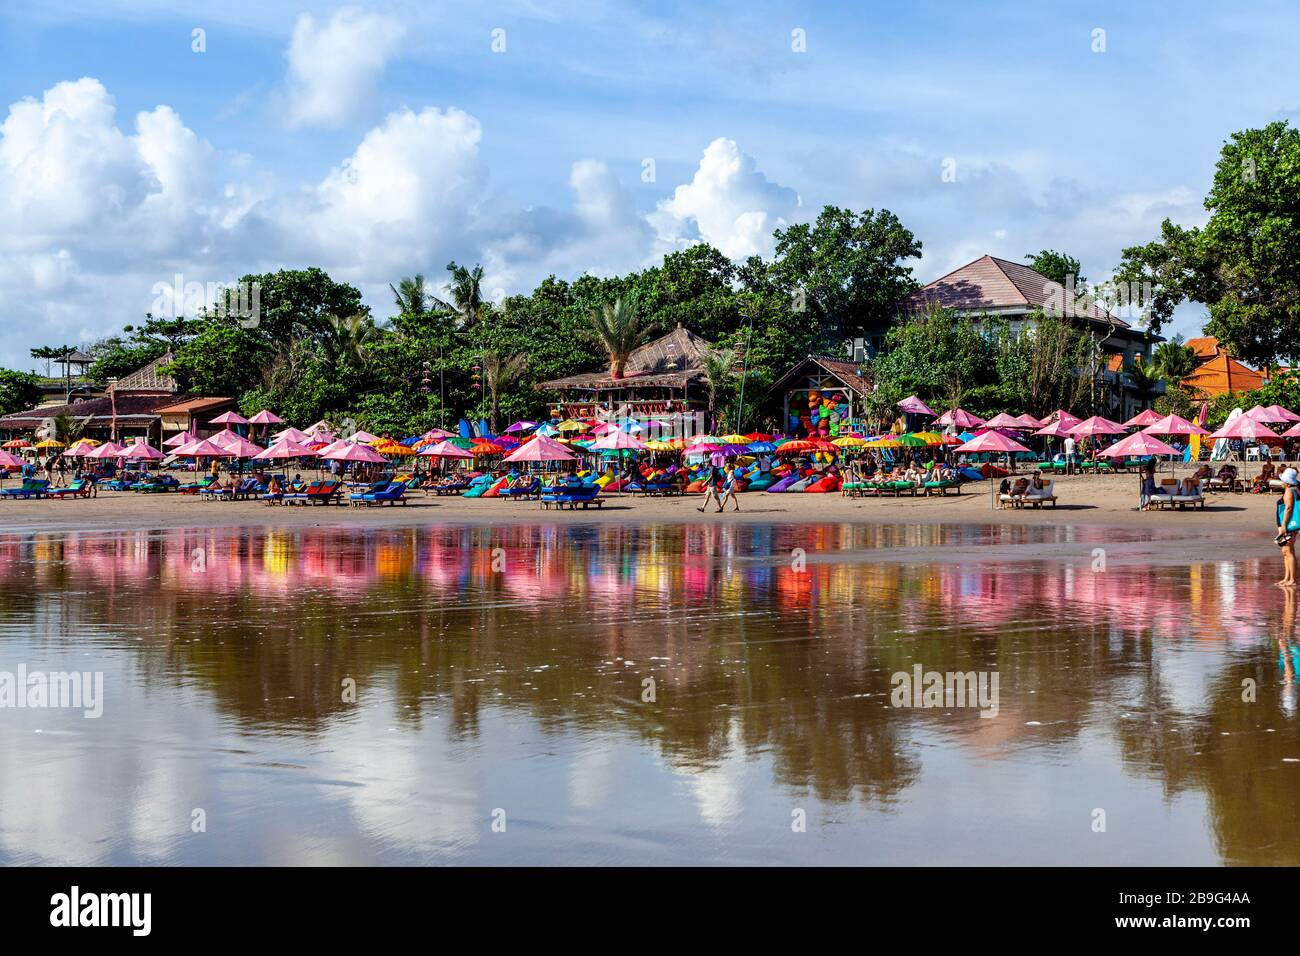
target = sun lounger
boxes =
[540,486,604,510]
[1020,479,1057,508]
[1146,477,1180,510]
[499,478,542,499]
[1,478,51,499]
[923,479,962,496]
[349,482,408,507]
[1170,478,1206,509]
[48,479,92,499]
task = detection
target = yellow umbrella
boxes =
[643,440,676,452]
[832,436,868,447]
[865,437,903,448]
[557,420,589,433]
[718,433,750,444]
[911,431,945,445]
[69,438,100,447]
[34,439,66,448]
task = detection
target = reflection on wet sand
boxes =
[0,522,1296,864]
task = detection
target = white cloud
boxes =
[651,137,801,260]
[282,8,406,129]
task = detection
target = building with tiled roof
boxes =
[1180,338,1267,397]
[886,255,1162,421]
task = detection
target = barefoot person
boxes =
[1278,468,1300,587]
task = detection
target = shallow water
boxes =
[0,521,1296,865]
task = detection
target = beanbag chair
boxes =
[766,475,799,493]
[686,479,708,493]
[786,476,813,493]
[747,474,776,491]
[481,476,511,498]
[805,475,841,493]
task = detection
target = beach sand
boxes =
[0,472,1280,560]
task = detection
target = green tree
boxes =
[700,348,737,432]
[770,205,922,348]
[587,297,648,380]
[1024,250,1085,287]
[1115,121,1300,370]
[439,261,488,329]
[390,274,434,317]
[0,369,42,416]
[479,350,529,434]
[1151,336,1197,383]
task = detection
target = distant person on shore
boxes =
[1277,468,1300,588]
[1063,435,1077,475]
[1139,460,1157,510]
[716,465,741,512]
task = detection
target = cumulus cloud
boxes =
[651,137,801,259]
[282,9,406,129]
[0,86,812,369]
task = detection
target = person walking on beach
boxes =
[697,464,724,512]
[716,465,741,512]
[1277,468,1300,588]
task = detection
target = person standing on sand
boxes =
[1063,434,1077,475]
[1277,468,1300,588]
[716,465,741,512]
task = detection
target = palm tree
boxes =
[700,348,736,432]
[437,261,487,329]
[1126,355,1162,408]
[390,275,433,316]
[317,313,380,368]
[1152,337,1197,385]
[50,413,91,446]
[480,350,529,434]
[587,297,648,380]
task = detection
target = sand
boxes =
[0,472,1282,559]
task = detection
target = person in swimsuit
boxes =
[1278,468,1299,588]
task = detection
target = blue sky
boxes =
[0,0,1297,370]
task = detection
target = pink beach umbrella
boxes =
[0,449,25,469]
[954,431,1032,455]
[219,436,265,458]
[418,440,474,460]
[349,430,380,444]
[1263,404,1300,423]
[1282,421,1300,439]
[247,410,282,425]
[254,438,317,460]
[83,441,128,460]
[209,411,249,426]
[1124,408,1164,428]
[1013,413,1044,428]
[1068,416,1127,438]
[897,395,937,417]
[162,431,194,449]
[124,441,165,460]
[984,412,1028,429]
[504,436,576,462]
[208,428,245,448]
[172,438,234,458]
[1097,432,1180,459]
[1033,419,1076,438]
[1208,416,1280,441]
[321,442,387,464]
[1140,413,1209,437]
[591,430,647,451]
[937,408,985,429]
[274,427,314,444]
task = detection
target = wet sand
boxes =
[0,471,1281,562]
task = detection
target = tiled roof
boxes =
[537,324,713,391]
[108,351,178,393]
[0,393,180,426]
[900,255,1130,328]
[154,396,234,414]
[1185,336,1221,360]
[1182,353,1266,396]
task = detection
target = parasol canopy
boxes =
[209,411,249,426]
[504,436,576,462]
[247,410,283,425]
[124,442,165,460]
[1124,408,1163,428]
[1068,416,1127,438]
[1097,432,1180,458]
[171,438,233,458]
[591,430,646,451]
[321,442,387,464]
[82,441,129,459]
[1208,416,1281,441]
[0,450,24,469]
[937,408,985,429]
[1140,413,1209,437]
[254,438,317,460]
[983,412,1027,429]
[953,431,1031,454]
[418,440,475,459]
[897,395,937,417]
